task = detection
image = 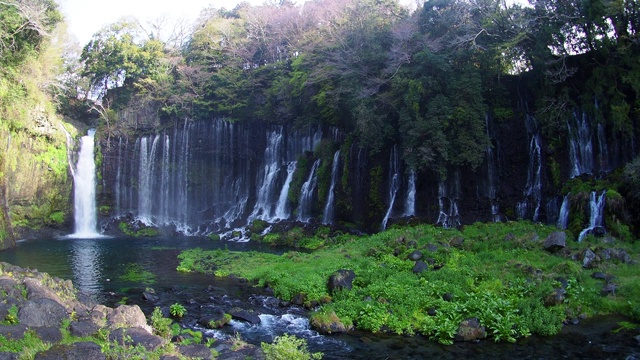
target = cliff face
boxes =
[0,112,80,247]
[96,100,638,237]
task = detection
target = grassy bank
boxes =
[177,222,639,344]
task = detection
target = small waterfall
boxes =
[297,159,321,222]
[70,129,100,238]
[322,150,341,225]
[403,170,416,217]
[557,194,570,230]
[484,116,500,222]
[249,130,284,221]
[516,115,542,221]
[381,146,400,230]
[568,112,594,178]
[597,123,611,173]
[274,161,297,220]
[578,191,606,242]
[436,172,461,229]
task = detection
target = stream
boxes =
[1,236,638,359]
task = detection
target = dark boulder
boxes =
[142,288,160,303]
[18,298,68,327]
[34,342,105,360]
[408,250,423,261]
[601,283,617,296]
[311,310,353,334]
[228,308,261,325]
[108,327,165,351]
[69,320,100,337]
[455,318,486,342]
[198,307,230,329]
[544,288,566,306]
[580,249,599,269]
[327,269,356,295]
[543,232,566,252]
[177,344,213,360]
[412,261,429,274]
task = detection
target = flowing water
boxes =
[323,150,341,225]
[69,129,100,238]
[0,237,638,359]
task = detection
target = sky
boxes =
[58,0,262,46]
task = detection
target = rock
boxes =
[0,325,28,340]
[32,327,63,343]
[228,308,261,325]
[18,298,68,327]
[177,344,213,359]
[426,244,439,252]
[544,288,566,306]
[407,250,423,261]
[291,293,306,306]
[442,293,453,302]
[591,272,608,280]
[106,305,152,333]
[34,342,105,360]
[327,269,356,295]
[311,310,353,334]
[198,308,230,329]
[0,278,22,299]
[427,308,437,316]
[455,318,486,342]
[0,352,19,360]
[598,248,632,263]
[69,320,100,337]
[450,237,464,248]
[108,327,165,351]
[543,232,566,252]
[601,283,617,296]
[580,248,599,269]
[142,288,160,303]
[412,261,429,274]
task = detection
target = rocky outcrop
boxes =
[0,262,265,359]
[327,269,356,295]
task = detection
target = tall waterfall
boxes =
[437,171,461,229]
[516,115,542,221]
[322,150,341,224]
[568,112,594,178]
[578,191,606,242]
[557,194,570,230]
[70,129,100,238]
[403,170,416,217]
[381,146,400,230]
[274,161,297,221]
[484,116,500,222]
[297,159,321,222]
[249,130,284,222]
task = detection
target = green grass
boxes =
[177,221,640,344]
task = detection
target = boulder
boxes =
[178,344,213,360]
[34,342,105,360]
[412,261,429,274]
[580,248,599,269]
[69,320,101,337]
[327,269,356,295]
[228,308,261,325]
[198,307,230,329]
[455,318,486,342]
[143,288,160,303]
[18,298,68,327]
[108,327,165,351]
[106,305,152,333]
[407,250,423,261]
[544,288,566,306]
[311,310,353,334]
[601,283,617,296]
[543,232,566,252]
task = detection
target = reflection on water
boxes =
[70,239,103,295]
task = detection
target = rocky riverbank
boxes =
[0,262,264,359]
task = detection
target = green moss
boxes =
[177,221,640,343]
[119,263,156,284]
[118,221,159,237]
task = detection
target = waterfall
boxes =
[403,170,416,217]
[578,191,606,242]
[436,172,461,229]
[557,194,570,230]
[516,115,542,222]
[484,116,500,222]
[323,150,341,225]
[249,130,284,221]
[568,112,594,178]
[297,159,321,222]
[381,146,400,230]
[274,161,297,221]
[70,129,100,238]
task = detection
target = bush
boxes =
[170,303,186,318]
[261,334,322,360]
[150,307,172,338]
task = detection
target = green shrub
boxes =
[150,307,172,338]
[261,334,322,360]
[170,303,187,318]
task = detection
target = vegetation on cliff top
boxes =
[177,222,639,344]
